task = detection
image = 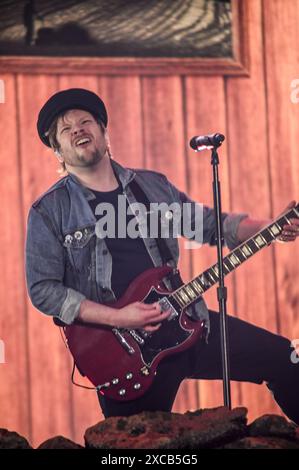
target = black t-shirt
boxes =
[88,183,154,300]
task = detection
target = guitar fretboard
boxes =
[170,204,299,310]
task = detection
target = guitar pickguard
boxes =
[136,288,194,366]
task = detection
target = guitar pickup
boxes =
[128,329,145,345]
[159,297,178,320]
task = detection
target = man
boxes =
[26,88,299,422]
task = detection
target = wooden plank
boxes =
[0,56,249,77]
[18,74,75,447]
[142,76,189,272]
[57,75,105,444]
[58,75,145,442]
[263,0,299,340]
[97,76,144,169]
[0,74,31,442]
[226,0,281,420]
[184,75,240,410]
[142,75,199,412]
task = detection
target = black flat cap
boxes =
[37,88,108,147]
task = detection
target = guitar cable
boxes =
[58,325,98,391]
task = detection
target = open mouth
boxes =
[75,137,91,147]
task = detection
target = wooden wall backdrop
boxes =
[0,0,299,447]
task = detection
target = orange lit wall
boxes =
[0,0,298,447]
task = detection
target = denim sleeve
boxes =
[166,179,248,249]
[25,206,86,325]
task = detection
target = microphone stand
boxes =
[193,136,231,409]
[210,144,231,409]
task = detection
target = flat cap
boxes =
[37,88,108,147]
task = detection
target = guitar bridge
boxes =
[112,328,135,354]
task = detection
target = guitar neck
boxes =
[170,204,299,309]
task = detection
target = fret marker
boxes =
[173,293,184,307]
[185,286,196,300]
[199,274,210,287]
[192,280,204,294]
[229,254,240,266]
[241,245,252,257]
[177,291,187,305]
[254,235,266,247]
[179,290,190,304]
[269,224,281,237]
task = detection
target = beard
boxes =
[65,147,104,168]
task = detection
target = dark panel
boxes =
[0,0,232,58]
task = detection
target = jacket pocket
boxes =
[63,226,95,274]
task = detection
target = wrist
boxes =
[237,218,270,243]
[78,299,117,327]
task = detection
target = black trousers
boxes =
[98,311,299,424]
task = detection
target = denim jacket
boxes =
[25,160,248,329]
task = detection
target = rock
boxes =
[85,406,248,449]
[223,436,299,449]
[37,435,83,449]
[2,408,297,449]
[0,428,32,449]
[248,414,297,439]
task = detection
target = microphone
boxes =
[189,133,225,150]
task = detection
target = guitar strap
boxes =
[129,179,202,322]
[129,178,183,289]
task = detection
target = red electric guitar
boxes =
[63,204,299,401]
